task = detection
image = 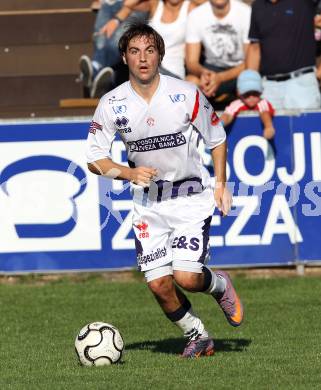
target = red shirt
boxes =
[224,98,275,118]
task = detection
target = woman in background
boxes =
[106,0,205,79]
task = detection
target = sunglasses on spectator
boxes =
[240,91,261,98]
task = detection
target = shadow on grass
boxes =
[126,338,251,355]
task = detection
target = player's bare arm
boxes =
[88,158,157,187]
[211,141,232,216]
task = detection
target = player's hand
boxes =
[200,70,221,97]
[129,167,158,187]
[214,183,232,217]
[100,19,119,38]
[263,126,275,140]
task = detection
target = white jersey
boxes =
[186,0,251,68]
[86,75,226,202]
[149,0,190,79]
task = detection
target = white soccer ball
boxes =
[75,322,124,366]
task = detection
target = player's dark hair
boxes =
[118,21,165,64]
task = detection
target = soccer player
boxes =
[86,22,243,358]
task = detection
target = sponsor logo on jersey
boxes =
[112,105,127,114]
[108,96,127,104]
[127,132,186,152]
[169,94,186,103]
[89,121,102,135]
[135,221,149,239]
[115,116,131,133]
[204,102,210,110]
[115,116,129,128]
[211,111,220,126]
[137,246,167,266]
[146,117,155,126]
[118,127,132,134]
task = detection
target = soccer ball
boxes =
[75,322,124,366]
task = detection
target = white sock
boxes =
[203,266,226,296]
[175,311,209,340]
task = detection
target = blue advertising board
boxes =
[0,113,320,273]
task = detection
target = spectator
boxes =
[148,0,204,79]
[246,0,321,110]
[220,69,275,139]
[185,0,251,107]
[79,0,148,98]
[107,0,205,81]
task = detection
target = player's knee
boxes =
[174,271,202,292]
[148,276,174,302]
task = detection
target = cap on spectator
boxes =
[237,70,263,95]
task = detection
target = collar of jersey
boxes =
[127,74,166,106]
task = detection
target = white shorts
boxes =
[132,187,215,279]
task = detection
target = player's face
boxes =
[124,35,160,85]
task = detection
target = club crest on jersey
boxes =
[135,221,149,239]
[89,121,102,135]
[146,117,155,126]
[211,111,220,126]
[169,94,186,103]
[112,105,127,114]
[127,132,186,152]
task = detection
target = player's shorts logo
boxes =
[137,246,167,266]
[169,94,186,103]
[135,221,149,239]
[172,236,200,251]
[127,132,186,152]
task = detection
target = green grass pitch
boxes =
[0,273,320,390]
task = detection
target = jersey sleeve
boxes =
[191,89,226,149]
[86,97,117,163]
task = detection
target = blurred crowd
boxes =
[79,0,321,130]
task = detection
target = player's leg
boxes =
[173,267,243,327]
[132,196,213,357]
[170,188,243,327]
[145,266,214,358]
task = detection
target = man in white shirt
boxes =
[86,22,243,358]
[186,0,251,104]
